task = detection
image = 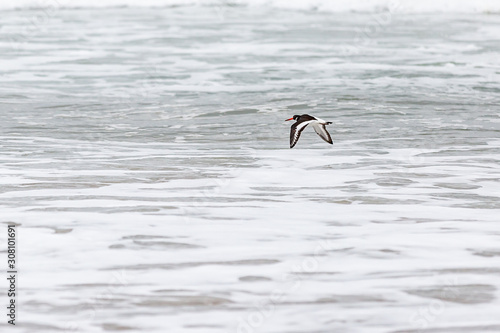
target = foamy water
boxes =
[3,0,500,13]
[1,1,500,333]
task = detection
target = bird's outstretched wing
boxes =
[312,123,333,144]
[290,120,314,148]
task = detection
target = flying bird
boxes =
[286,114,333,148]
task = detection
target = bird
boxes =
[285,114,333,148]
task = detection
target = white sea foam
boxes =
[1,3,500,333]
[4,0,500,13]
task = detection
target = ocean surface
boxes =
[1,1,500,332]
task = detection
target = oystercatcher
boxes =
[286,114,333,148]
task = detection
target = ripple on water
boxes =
[105,259,281,271]
[406,284,496,304]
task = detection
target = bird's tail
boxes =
[326,122,332,125]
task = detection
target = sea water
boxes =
[1,1,500,332]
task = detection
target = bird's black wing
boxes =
[312,123,333,144]
[290,120,314,148]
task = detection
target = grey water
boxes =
[1,5,500,333]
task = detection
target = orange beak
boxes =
[285,117,294,121]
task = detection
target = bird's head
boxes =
[285,115,300,122]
